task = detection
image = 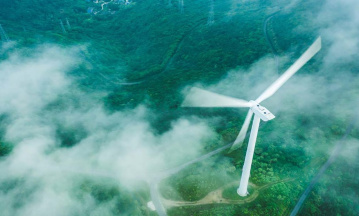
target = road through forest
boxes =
[289,121,356,216]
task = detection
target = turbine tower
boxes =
[182,37,322,196]
[179,0,184,13]
[207,0,215,26]
[65,18,71,30]
[0,24,10,42]
[59,19,67,34]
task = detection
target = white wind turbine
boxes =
[182,37,321,196]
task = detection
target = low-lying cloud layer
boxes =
[0,46,216,216]
[1,0,359,215]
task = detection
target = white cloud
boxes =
[0,45,217,216]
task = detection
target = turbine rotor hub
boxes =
[249,100,275,121]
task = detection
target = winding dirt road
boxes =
[263,11,281,75]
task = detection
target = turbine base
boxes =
[237,188,248,197]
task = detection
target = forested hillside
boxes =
[0,0,358,216]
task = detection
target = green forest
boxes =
[0,0,358,216]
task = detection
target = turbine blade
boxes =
[256,37,322,103]
[182,87,251,107]
[229,110,253,152]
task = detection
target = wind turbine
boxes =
[182,37,321,196]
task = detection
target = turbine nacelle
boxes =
[249,100,275,122]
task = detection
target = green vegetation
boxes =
[0,142,12,157]
[0,0,358,215]
[160,157,237,201]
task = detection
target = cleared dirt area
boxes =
[162,179,293,208]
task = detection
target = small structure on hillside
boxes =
[87,7,95,14]
[147,201,156,211]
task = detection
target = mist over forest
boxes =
[0,0,358,216]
